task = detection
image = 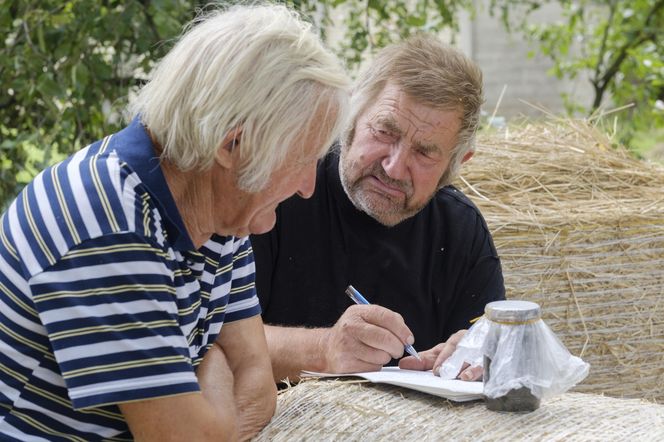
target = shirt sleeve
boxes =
[29,232,199,410]
[223,236,262,322]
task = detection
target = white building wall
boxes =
[458,1,594,118]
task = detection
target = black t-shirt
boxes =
[251,152,505,353]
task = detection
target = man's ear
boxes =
[215,126,242,169]
[461,150,474,164]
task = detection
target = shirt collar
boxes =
[107,117,195,251]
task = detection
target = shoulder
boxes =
[426,185,493,238]
[5,145,166,278]
[433,185,487,219]
[435,185,481,211]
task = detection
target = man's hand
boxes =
[398,330,483,381]
[317,304,416,373]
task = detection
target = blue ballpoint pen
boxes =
[345,284,422,361]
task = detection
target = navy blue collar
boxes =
[107,117,195,251]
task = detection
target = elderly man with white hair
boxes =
[0,4,349,441]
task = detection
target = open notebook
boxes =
[301,367,484,402]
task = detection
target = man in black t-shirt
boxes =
[251,35,505,383]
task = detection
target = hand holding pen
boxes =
[314,285,422,374]
[345,285,421,361]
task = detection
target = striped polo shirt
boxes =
[0,118,261,440]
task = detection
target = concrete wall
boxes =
[457,1,594,118]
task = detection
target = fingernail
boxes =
[433,365,440,376]
[406,335,415,345]
[460,372,470,381]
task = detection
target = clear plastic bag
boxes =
[438,315,590,400]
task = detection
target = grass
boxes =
[629,126,664,161]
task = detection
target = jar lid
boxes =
[485,300,541,322]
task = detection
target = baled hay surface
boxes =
[458,120,664,401]
[255,379,664,441]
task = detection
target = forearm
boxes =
[265,324,328,382]
[233,364,277,441]
[196,344,239,440]
[217,316,278,441]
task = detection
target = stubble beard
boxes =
[339,150,428,227]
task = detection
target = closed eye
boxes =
[415,144,445,162]
[370,125,398,143]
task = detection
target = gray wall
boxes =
[458,1,594,118]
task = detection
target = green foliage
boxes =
[325,0,472,67]
[490,0,664,144]
[0,0,471,208]
[283,0,472,67]
[5,0,659,208]
[0,0,198,207]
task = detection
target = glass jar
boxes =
[483,300,542,413]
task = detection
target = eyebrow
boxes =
[374,116,442,155]
[374,116,403,136]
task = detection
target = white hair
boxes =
[129,3,350,192]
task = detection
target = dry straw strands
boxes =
[458,119,664,401]
[256,379,664,441]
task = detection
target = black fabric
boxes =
[251,151,505,354]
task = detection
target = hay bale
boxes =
[457,120,664,401]
[255,379,664,441]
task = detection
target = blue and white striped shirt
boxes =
[0,118,261,440]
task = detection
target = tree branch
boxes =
[593,0,616,83]
[591,0,664,110]
[139,0,162,43]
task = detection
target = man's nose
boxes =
[381,143,410,180]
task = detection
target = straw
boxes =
[456,118,664,401]
[256,379,664,441]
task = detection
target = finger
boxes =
[353,320,405,359]
[356,305,415,349]
[326,312,397,372]
[398,343,445,371]
[432,342,457,374]
[327,339,393,373]
[458,365,483,381]
[431,330,467,374]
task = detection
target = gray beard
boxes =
[338,151,426,227]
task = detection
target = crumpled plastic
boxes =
[437,316,590,400]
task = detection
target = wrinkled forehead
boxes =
[366,90,462,146]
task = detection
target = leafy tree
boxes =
[6,0,658,207]
[0,0,203,206]
[0,0,470,207]
[490,0,664,142]
[290,0,471,67]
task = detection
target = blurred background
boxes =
[1,0,662,208]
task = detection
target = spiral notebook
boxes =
[301,366,484,402]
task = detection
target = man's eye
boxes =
[370,127,396,141]
[417,148,443,161]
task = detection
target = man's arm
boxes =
[119,389,237,441]
[119,317,275,442]
[217,315,277,441]
[265,304,416,382]
[119,327,242,441]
